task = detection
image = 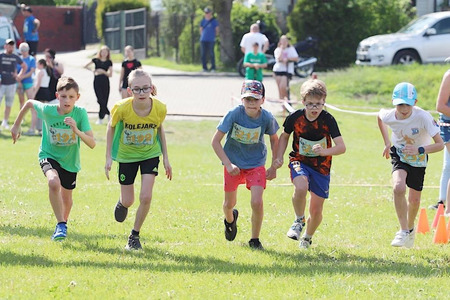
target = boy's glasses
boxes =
[304,103,324,109]
[131,87,151,94]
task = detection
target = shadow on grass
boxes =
[1,223,448,278]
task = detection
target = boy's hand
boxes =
[225,163,240,176]
[10,125,21,144]
[382,143,391,159]
[163,157,172,180]
[266,166,277,180]
[313,144,324,156]
[273,158,283,169]
[105,157,112,180]
[64,117,78,132]
[403,144,418,156]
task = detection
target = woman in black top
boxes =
[85,45,113,124]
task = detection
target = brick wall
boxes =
[14,5,84,53]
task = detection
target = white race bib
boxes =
[396,146,427,167]
[122,128,155,145]
[49,127,77,146]
[231,123,261,144]
[298,137,326,157]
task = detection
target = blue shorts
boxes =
[289,161,330,198]
[440,115,450,144]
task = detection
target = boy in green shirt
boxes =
[11,76,96,241]
[243,42,267,81]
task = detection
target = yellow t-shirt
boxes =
[111,97,167,163]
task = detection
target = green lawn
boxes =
[1,64,449,298]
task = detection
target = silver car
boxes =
[0,0,21,50]
[356,11,450,66]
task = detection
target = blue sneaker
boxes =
[52,223,67,241]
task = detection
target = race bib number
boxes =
[49,127,77,146]
[396,146,427,167]
[231,123,260,144]
[299,137,326,157]
[123,128,155,145]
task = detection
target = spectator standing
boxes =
[0,39,27,129]
[44,48,64,102]
[84,45,113,124]
[243,42,267,81]
[21,6,40,57]
[240,23,269,55]
[16,42,36,110]
[118,45,142,99]
[273,35,299,100]
[200,7,219,72]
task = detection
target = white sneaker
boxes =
[299,237,312,249]
[1,120,9,129]
[95,119,103,125]
[405,229,415,248]
[391,230,410,247]
[287,218,305,240]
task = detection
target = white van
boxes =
[356,11,450,66]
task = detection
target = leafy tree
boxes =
[287,0,414,68]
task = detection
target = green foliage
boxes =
[287,0,414,69]
[230,2,280,61]
[178,12,203,64]
[95,0,149,39]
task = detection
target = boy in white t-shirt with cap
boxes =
[377,82,444,248]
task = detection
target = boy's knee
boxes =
[47,176,61,191]
[393,182,407,196]
[139,194,152,206]
[251,197,263,211]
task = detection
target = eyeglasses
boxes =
[131,86,151,94]
[304,103,324,109]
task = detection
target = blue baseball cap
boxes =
[392,82,417,106]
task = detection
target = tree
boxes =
[211,0,234,66]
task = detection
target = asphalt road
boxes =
[55,49,304,119]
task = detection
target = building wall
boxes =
[14,5,83,53]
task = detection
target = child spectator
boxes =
[211,80,279,250]
[274,78,346,249]
[105,69,172,250]
[118,45,142,99]
[378,82,443,247]
[243,42,267,81]
[11,76,96,241]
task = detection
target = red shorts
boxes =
[224,166,266,192]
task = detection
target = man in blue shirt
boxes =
[199,7,219,72]
[22,6,40,57]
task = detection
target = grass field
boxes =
[1,65,449,299]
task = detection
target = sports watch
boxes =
[418,146,425,155]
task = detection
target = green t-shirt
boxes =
[111,97,167,163]
[33,102,91,173]
[244,52,267,81]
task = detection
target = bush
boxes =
[287,0,414,69]
[96,0,149,39]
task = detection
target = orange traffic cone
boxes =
[416,208,430,234]
[431,204,444,228]
[447,217,450,240]
[432,215,449,244]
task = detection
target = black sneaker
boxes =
[125,234,142,250]
[114,199,128,222]
[224,209,238,241]
[428,201,445,210]
[249,238,264,250]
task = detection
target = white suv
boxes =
[356,11,450,66]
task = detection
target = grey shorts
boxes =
[0,84,17,107]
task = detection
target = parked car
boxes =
[356,11,450,66]
[0,0,21,49]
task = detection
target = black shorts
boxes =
[390,146,426,191]
[274,71,293,79]
[118,157,160,185]
[26,40,38,57]
[39,158,77,190]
